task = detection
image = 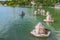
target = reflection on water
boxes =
[20,16,24,19]
[0,6,60,40]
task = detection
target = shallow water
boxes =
[0,6,60,40]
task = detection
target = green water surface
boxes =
[0,6,60,40]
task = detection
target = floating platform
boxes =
[30,29,51,37]
[43,19,54,22]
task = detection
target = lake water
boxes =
[0,6,60,40]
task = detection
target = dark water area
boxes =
[0,6,60,40]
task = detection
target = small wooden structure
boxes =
[30,22,51,37]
